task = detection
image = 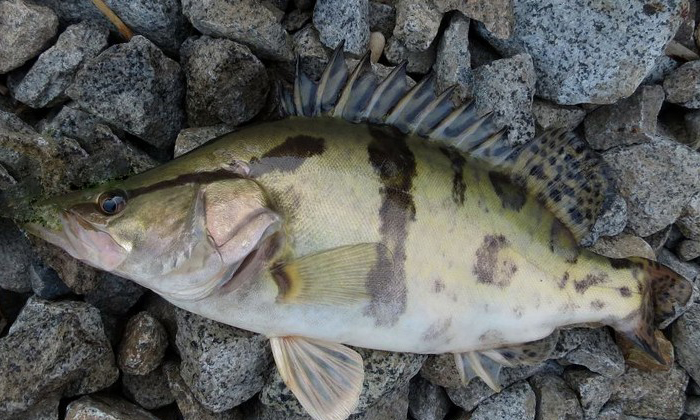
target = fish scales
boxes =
[10,45,692,420]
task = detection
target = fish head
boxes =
[16,169,281,301]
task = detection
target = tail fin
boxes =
[620,258,693,364]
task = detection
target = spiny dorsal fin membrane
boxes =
[281,45,615,246]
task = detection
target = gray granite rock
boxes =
[5,394,59,420]
[176,309,271,412]
[472,53,536,146]
[0,0,58,74]
[432,0,514,39]
[642,55,681,85]
[283,9,312,32]
[471,380,536,420]
[0,218,32,292]
[532,99,586,131]
[596,401,625,420]
[351,381,410,420]
[672,303,700,385]
[28,259,71,299]
[67,36,185,149]
[610,363,688,419]
[477,0,685,105]
[529,373,583,420]
[143,295,179,349]
[65,395,159,420]
[678,239,700,261]
[122,366,175,410]
[586,234,655,261]
[384,36,435,74]
[118,312,168,376]
[584,85,665,151]
[84,272,145,315]
[261,348,425,416]
[163,361,243,420]
[10,21,109,108]
[181,36,269,127]
[664,60,700,109]
[393,0,442,52]
[313,0,369,55]
[557,328,625,378]
[687,396,700,419]
[293,24,330,80]
[29,239,100,294]
[369,1,396,37]
[678,192,700,240]
[434,11,472,101]
[0,298,118,418]
[587,195,628,244]
[407,376,451,420]
[657,249,699,294]
[174,124,235,158]
[686,111,700,150]
[563,368,613,419]
[182,0,293,61]
[602,136,700,237]
[0,163,16,188]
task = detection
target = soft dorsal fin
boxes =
[280,45,616,246]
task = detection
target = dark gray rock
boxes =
[687,396,700,420]
[472,53,536,146]
[174,124,235,158]
[642,55,681,85]
[282,8,312,32]
[313,0,369,56]
[28,259,71,299]
[471,380,536,420]
[292,24,329,80]
[434,11,472,101]
[584,85,665,151]
[84,272,145,315]
[407,376,451,420]
[672,303,700,385]
[384,36,435,74]
[433,0,514,40]
[602,136,700,237]
[118,311,168,376]
[0,298,118,418]
[66,35,185,149]
[610,363,688,419]
[678,192,700,240]
[529,373,582,420]
[393,0,442,52]
[477,0,686,105]
[563,368,613,419]
[181,0,293,61]
[0,163,16,188]
[664,60,700,109]
[176,309,271,412]
[369,1,396,38]
[0,218,32,292]
[350,381,410,420]
[163,361,243,420]
[0,0,58,74]
[65,395,159,420]
[122,366,175,410]
[678,239,700,261]
[27,238,99,294]
[5,394,59,420]
[532,99,586,131]
[10,21,109,108]
[143,294,179,349]
[559,328,625,378]
[181,36,269,127]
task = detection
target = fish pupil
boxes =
[99,191,126,215]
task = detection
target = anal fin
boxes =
[270,336,364,420]
[454,351,503,392]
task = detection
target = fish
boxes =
[7,44,693,420]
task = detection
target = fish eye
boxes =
[98,190,127,215]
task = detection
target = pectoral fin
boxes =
[269,336,364,420]
[272,243,390,305]
[454,351,503,392]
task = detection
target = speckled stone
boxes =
[559,328,625,378]
[0,0,58,73]
[350,381,410,420]
[472,53,536,146]
[0,218,33,292]
[84,272,145,315]
[176,309,271,412]
[181,0,293,61]
[672,304,700,386]
[66,36,185,149]
[433,0,514,39]
[393,0,442,52]
[292,24,330,80]
[584,85,665,151]
[407,376,451,420]
[434,11,472,101]
[118,312,168,376]
[664,60,700,109]
[174,124,235,158]
[471,380,536,420]
[282,9,312,32]
[313,0,369,56]
[563,368,613,419]
[642,55,681,85]
[529,373,583,420]
[0,298,118,418]
[65,395,159,420]
[5,395,59,420]
[586,234,654,260]
[477,0,686,104]
[532,99,586,130]
[610,363,688,419]
[28,259,72,300]
[180,36,269,127]
[384,36,435,74]
[678,192,700,240]
[678,239,700,261]
[603,136,700,237]
[11,22,109,108]
[369,1,396,37]
[122,366,175,410]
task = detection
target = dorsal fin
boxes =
[280,45,616,246]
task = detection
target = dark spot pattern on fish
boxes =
[558,272,569,289]
[127,168,244,198]
[488,171,526,211]
[609,258,634,270]
[439,147,467,205]
[364,125,415,327]
[574,273,610,294]
[432,278,445,293]
[421,317,452,341]
[473,234,517,288]
[250,135,325,176]
[590,299,606,310]
[619,286,632,297]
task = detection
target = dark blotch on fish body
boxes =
[439,147,467,205]
[364,125,416,327]
[250,135,326,176]
[488,171,526,211]
[574,273,610,294]
[473,234,517,288]
[421,317,452,341]
[619,286,632,298]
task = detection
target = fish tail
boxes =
[617,258,693,364]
